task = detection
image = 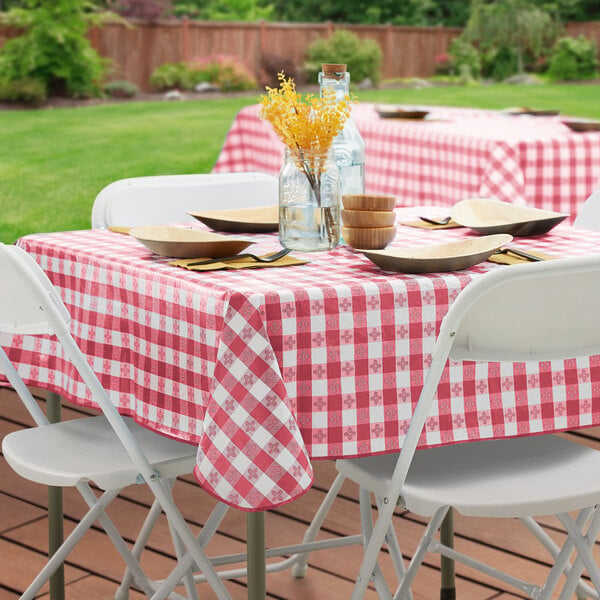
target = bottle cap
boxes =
[321,64,347,79]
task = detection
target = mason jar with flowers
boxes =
[259,73,355,251]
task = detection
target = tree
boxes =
[107,0,172,21]
[462,0,561,75]
[0,0,113,98]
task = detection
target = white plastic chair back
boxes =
[574,187,600,230]
[91,172,278,228]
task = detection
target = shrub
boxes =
[149,62,191,90]
[104,79,139,98]
[485,46,519,81]
[190,56,257,92]
[150,56,257,92]
[0,0,110,99]
[448,38,482,80]
[0,77,47,106]
[547,35,599,81]
[434,53,454,76]
[304,29,383,86]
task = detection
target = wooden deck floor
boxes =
[1,386,600,599]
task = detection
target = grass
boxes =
[2,82,600,244]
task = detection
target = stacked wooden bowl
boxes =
[341,194,397,249]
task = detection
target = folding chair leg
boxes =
[168,519,200,600]
[393,506,450,600]
[359,489,393,600]
[557,509,600,599]
[291,472,347,578]
[373,495,413,600]
[20,488,122,600]
[520,515,599,600]
[114,498,165,600]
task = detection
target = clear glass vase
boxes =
[279,147,340,251]
[319,64,365,196]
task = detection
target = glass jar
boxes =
[319,63,365,196]
[279,147,340,251]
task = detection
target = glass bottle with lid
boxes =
[319,63,365,196]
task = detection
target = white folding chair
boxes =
[337,256,600,600]
[91,172,279,228]
[574,187,600,230]
[90,172,359,591]
[0,243,232,600]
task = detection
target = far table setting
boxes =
[213,103,600,221]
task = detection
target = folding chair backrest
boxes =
[0,243,71,336]
[91,172,279,228]
[0,243,158,483]
[574,187,600,231]
[447,256,600,363]
[390,256,600,497]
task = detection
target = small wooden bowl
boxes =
[342,194,396,212]
[342,226,397,250]
[342,209,396,228]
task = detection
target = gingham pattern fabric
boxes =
[4,208,600,511]
[213,104,600,222]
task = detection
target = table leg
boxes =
[246,512,266,600]
[440,509,456,600]
[46,392,65,600]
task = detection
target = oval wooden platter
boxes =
[361,233,513,273]
[130,225,253,258]
[451,198,568,236]
[189,204,279,233]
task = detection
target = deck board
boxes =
[1,387,599,599]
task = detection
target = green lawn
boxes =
[2,83,599,244]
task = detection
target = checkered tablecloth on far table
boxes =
[213,104,600,222]
[4,208,600,510]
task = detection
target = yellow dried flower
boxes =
[258,72,355,175]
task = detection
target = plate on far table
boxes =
[361,234,513,274]
[189,204,279,233]
[376,105,429,120]
[451,198,569,236]
[562,120,600,132]
[130,225,253,258]
[504,107,560,116]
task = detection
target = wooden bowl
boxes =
[342,226,397,250]
[342,194,396,212]
[341,209,396,228]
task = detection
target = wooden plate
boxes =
[451,198,568,236]
[130,225,253,258]
[563,120,600,132]
[189,204,279,233]
[505,107,560,116]
[376,105,429,120]
[361,234,513,274]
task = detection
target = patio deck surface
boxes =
[1,386,599,599]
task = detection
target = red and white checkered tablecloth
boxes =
[213,104,600,222]
[4,208,600,511]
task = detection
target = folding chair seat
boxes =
[0,243,232,600]
[337,256,600,600]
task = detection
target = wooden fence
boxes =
[1,19,600,92]
[88,19,463,91]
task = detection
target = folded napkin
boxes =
[488,247,556,265]
[169,254,308,271]
[400,218,462,230]
[108,225,132,235]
